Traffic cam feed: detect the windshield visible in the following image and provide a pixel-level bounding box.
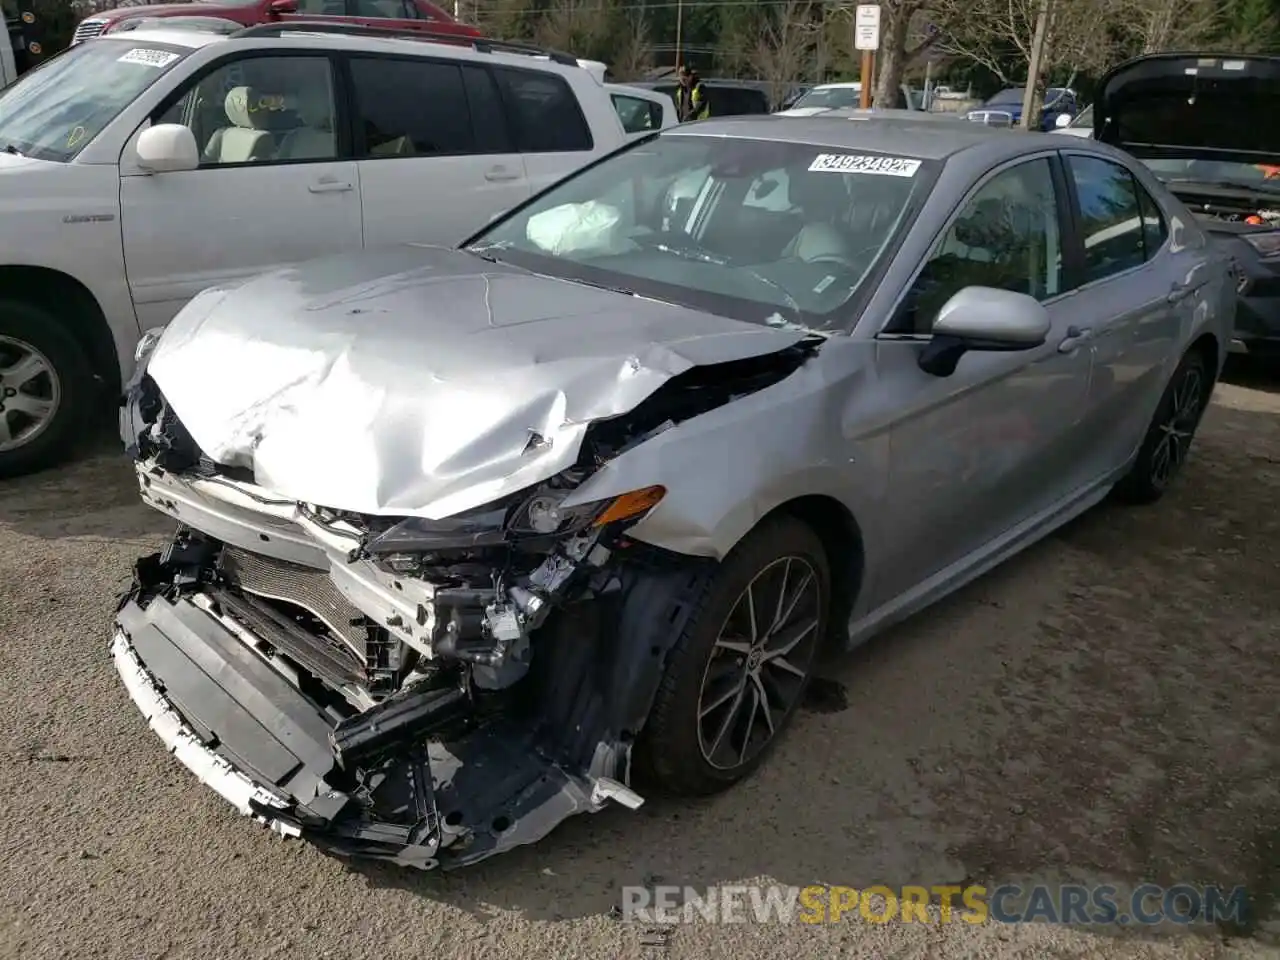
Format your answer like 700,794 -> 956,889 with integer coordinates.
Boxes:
1070,104 -> 1093,128
1141,157 -> 1280,192
986,88 -> 1023,106
0,41 -> 187,161
793,87 -> 861,110
467,134 -> 934,330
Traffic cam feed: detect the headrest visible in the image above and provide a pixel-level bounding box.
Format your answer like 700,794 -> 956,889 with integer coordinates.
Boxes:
224,86 -> 294,131
225,87 -> 261,130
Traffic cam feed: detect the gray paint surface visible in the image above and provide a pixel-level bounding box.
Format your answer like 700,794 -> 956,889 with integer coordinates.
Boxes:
146,116 -> 1236,639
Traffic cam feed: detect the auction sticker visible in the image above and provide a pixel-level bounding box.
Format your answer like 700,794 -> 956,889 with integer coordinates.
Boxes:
808,153 -> 921,177
118,48 -> 180,69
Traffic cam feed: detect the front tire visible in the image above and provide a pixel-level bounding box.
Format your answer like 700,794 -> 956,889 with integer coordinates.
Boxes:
0,300 -> 94,479
637,515 -> 830,797
1112,348 -> 1212,505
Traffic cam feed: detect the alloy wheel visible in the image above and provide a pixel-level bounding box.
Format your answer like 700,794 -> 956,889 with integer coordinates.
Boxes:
696,556 -> 822,771
0,335 -> 61,453
1149,363 -> 1205,491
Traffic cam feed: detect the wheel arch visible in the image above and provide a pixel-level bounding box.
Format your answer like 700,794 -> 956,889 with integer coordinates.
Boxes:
759,493 -> 865,649
0,265 -> 121,396
1188,330 -> 1220,384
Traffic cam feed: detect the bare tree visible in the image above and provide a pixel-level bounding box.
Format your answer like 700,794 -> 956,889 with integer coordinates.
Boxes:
532,0 -> 616,60
610,10 -> 653,81
872,0 -> 929,110
1120,0 -> 1218,53
722,0 -> 821,104
931,0 -> 1117,86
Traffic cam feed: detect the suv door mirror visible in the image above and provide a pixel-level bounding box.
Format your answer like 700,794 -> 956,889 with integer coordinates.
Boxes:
918,286 -> 1051,377
136,124 -> 199,173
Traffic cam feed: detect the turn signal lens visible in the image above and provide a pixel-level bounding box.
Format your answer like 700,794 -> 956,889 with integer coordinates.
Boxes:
593,486 -> 666,527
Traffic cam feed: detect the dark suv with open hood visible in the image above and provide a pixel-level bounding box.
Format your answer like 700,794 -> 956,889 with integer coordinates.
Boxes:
1094,53 -> 1280,359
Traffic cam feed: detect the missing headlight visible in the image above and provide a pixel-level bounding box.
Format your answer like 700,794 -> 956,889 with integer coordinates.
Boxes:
364,485 -> 665,557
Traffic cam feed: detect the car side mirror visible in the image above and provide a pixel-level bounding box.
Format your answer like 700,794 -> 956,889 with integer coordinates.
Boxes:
918,286 -> 1051,377
268,0 -> 298,13
136,123 -> 199,174
1054,112 -> 1072,129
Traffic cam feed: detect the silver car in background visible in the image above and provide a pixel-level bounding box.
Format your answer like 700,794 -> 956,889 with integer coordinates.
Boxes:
114,115 -> 1234,870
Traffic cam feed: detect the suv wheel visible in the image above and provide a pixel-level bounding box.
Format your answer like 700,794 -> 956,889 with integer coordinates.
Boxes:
0,300 -> 94,479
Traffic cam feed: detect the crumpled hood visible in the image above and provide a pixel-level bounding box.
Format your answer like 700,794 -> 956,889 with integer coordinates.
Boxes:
1095,53 -> 1280,164
146,244 -> 809,519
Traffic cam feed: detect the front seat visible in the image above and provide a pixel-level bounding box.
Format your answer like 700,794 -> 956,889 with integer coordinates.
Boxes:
783,170 -> 854,263
202,86 -> 276,164
276,83 -> 335,161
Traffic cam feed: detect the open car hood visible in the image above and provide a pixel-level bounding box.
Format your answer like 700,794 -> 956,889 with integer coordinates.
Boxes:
1095,53 -> 1280,164
143,245 -> 809,520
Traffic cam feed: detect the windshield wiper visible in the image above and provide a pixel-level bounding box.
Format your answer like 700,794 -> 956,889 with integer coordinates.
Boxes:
464,241 -> 512,263
1,144 -> 23,157
633,233 -> 729,266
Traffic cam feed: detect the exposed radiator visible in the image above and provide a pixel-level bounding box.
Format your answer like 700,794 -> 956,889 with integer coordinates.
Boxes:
219,546 -> 368,662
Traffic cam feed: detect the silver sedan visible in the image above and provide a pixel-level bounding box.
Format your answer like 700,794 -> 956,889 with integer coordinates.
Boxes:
114,114 -> 1234,870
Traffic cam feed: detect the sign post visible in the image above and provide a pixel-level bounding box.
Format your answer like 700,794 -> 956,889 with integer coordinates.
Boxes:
854,4 -> 881,110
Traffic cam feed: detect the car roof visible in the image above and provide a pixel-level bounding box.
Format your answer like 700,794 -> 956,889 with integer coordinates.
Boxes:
667,113 -> 1030,160
812,82 -> 861,89
784,107 -> 962,122
636,78 -> 769,91
96,27 -> 230,49
93,26 -> 591,76
604,82 -> 669,100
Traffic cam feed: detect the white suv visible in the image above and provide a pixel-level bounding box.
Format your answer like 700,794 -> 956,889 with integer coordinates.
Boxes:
0,22 -> 630,478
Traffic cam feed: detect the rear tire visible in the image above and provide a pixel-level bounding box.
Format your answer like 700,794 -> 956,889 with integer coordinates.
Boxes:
1112,348 -> 1211,505
636,515 -> 830,797
0,300 -> 95,479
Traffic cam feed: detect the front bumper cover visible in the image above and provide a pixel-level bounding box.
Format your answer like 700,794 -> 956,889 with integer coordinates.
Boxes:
112,591 -> 644,870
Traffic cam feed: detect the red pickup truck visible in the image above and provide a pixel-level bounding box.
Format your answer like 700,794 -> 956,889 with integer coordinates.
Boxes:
72,0 -> 480,45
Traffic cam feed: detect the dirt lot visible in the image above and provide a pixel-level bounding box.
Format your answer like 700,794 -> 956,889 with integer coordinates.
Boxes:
1,365 -> 1279,960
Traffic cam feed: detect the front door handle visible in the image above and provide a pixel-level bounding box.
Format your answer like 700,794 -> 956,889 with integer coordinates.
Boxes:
1058,325 -> 1093,353
484,166 -> 520,182
309,178 -> 353,194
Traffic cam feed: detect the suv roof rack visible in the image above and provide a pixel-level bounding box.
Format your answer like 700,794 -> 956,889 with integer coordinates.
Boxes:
233,21 -> 580,66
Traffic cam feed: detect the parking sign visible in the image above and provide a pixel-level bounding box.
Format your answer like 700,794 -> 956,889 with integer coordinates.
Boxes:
855,4 -> 881,51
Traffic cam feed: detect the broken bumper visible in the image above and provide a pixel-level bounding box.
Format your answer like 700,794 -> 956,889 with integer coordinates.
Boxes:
112,592 -> 642,870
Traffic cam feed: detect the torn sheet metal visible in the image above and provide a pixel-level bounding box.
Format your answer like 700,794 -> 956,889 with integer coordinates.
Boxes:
146,244 -> 806,520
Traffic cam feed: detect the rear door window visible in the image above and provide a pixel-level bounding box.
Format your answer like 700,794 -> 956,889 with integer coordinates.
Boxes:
1066,155 -> 1147,283
493,66 -> 592,152
348,56 -> 473,157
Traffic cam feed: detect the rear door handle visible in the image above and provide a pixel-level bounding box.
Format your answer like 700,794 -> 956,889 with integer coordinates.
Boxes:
484,166 -> 520,182
309,177 -> 353,194
1058,325 -> 1093,353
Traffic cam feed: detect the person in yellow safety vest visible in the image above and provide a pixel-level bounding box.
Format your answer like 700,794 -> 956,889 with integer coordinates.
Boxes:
675,65 -> 710,122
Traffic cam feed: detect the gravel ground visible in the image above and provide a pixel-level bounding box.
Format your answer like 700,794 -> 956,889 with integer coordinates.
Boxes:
2,364 -> 1279,960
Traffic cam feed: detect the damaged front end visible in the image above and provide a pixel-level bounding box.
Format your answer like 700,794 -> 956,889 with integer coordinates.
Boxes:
114,334 -> 814,869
